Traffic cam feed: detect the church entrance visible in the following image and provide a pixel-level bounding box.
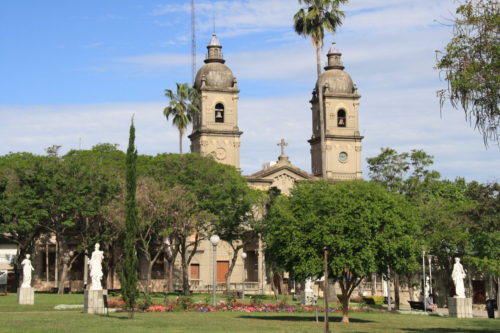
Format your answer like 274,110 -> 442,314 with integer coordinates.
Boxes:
217,261 -> 229,283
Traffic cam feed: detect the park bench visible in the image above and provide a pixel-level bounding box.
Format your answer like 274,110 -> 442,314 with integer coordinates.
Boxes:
362,297 -> 376,305
408,301 -> 432,311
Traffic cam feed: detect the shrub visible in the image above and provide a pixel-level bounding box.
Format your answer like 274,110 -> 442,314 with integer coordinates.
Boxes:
363,296 -> 385,305
176,296 -> 193,310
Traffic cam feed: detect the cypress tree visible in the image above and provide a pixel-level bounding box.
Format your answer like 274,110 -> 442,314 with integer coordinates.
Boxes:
120,120 -> 139,318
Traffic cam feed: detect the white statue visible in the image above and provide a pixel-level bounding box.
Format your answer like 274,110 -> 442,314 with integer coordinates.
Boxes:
21,254 -> 34,288
88,243 -> 104,290
452,257 -> 466,298
304,278 -> 314,292
424,276 -> 430,298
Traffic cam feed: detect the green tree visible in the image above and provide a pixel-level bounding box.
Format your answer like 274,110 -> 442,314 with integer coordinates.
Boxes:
0,153 -> 46,284
163,82 -> 200,153
163,185 -> 213,295
294,0 -> 348,177
0,147 -> 122,291
65,145 -> 126,290
464,182 -> 499,302
120,121 -> 139,318
436,0 -> 499,146
367,148 -> 440,307
265,180 -> 418,323
367,148 -> 440,196
145,153 -> 252,294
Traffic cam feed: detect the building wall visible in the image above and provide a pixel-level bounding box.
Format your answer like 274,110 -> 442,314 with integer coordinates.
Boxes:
310,94 -> 362,180
190,90 -> 241,169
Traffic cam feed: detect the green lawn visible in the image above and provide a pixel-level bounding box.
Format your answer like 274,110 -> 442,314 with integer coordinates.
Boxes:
0,294 -> 498,333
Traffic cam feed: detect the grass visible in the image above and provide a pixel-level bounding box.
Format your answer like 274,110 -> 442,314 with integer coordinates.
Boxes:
0,293 -> 498,333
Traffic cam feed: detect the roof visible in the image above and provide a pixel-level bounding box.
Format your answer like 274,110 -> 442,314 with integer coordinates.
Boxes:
246,155 -> 316,194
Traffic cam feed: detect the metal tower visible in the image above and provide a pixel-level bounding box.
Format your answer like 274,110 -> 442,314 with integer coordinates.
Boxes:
191,0 -> 196,85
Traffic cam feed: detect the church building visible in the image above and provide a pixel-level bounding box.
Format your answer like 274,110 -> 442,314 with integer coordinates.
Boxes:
182,34 -> 363,294
190,33 -> 363,190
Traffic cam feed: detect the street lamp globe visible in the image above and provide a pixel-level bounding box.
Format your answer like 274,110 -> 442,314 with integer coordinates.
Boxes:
240,252 -> 247,259
210,235 -> 220,246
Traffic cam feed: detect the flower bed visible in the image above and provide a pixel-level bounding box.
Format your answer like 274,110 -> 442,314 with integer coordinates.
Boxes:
107,297 -> 125,308
143,299 -> 369,313
108,295 -> 373,314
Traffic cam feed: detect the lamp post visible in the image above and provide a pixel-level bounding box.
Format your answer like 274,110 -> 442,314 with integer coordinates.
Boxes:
210,235 -> 220,307
428,255 -> 433,295
422,249 -> 427,312
240,252 -> 247,299
68,251 -> 73,292
323,248 -> 331,333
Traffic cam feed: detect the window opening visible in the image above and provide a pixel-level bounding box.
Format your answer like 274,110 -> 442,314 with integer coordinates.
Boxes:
337,109 -> 346,127
215,103 -> 225,123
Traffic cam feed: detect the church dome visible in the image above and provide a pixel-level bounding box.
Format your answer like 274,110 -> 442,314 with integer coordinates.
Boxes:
194,62 -> 235,89
194,34 -> 236,90
317,44 -> 355,95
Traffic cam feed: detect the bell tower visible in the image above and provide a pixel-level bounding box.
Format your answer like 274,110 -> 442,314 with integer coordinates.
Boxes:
309,45 -> 363,180
189,34 -> 242,169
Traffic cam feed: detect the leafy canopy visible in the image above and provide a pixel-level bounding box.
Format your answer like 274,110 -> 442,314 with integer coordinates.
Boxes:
436,0 -> 500,146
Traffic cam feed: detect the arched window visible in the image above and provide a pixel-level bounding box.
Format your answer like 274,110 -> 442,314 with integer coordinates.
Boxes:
215,103 -> 225,123
337,109 -> 346,127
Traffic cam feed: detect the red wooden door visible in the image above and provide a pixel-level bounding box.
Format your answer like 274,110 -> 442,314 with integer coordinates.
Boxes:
217,261 -> 229,283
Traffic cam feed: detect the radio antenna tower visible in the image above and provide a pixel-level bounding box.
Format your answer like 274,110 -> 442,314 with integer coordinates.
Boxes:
191,0 -> 196,85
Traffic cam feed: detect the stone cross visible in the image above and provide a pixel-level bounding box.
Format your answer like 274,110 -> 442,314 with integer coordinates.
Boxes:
277,139 -> 288,156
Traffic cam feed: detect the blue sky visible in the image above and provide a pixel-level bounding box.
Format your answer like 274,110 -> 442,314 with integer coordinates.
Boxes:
1,0 -> 498,182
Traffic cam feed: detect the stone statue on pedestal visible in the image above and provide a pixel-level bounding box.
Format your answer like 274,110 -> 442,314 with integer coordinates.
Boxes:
88,243 -> 104,290
424,276 -> 430,298
21,254 -> 34,288
452,257 -> 466,298
304,278 -> 314,292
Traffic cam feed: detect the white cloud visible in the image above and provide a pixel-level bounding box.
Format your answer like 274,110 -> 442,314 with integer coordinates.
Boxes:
152,0 -> 299,37
0,103 -> 182,156
117,53 -> 190,67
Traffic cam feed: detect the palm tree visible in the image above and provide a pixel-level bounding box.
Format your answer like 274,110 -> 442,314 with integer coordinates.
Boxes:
294,0 -> 348,178
163,83 -> 200,154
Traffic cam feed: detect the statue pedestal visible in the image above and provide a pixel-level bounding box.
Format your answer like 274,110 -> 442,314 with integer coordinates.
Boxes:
84,289 -> 107,314
17,287 -> 35,305
448,297 -> 473,318
301,290 -> 315,305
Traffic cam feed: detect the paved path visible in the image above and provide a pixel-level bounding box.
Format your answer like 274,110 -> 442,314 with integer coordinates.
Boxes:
397,303 -> 498,318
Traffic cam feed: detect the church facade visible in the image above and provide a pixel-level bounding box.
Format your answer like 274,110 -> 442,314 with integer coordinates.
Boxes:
182,34 -> 364,295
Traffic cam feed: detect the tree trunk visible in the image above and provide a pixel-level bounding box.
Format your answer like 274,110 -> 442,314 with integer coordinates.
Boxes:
178,128 -> 185,154
278,273 -> 286,296
496,276 -> 499,315
467,270 -> 473,298
164,242 -> 179,293
371,273 -> 377,296
270,270 -> 278,300
341,296 -> 350,323
408,274 -> 415,302
340,284 -> 350,323
225,244 -> 242,294
180,248 -> 190,296
146,263 -> 153,294
339,280 -> 351,324
166,260 -> 175,292
394,273 -> 400,310
56,241 -> 64,294
58,261 -> 69,294
315,44 -> 327,179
